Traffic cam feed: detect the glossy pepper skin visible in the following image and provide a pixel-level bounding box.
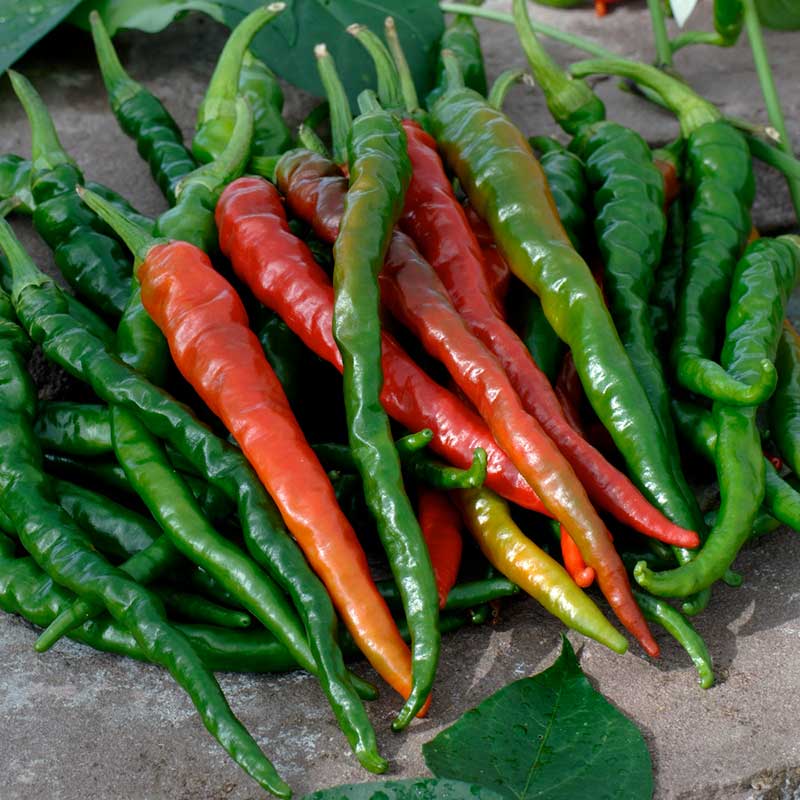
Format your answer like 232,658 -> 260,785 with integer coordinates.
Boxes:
1,215 -> 380,776
426,3 -> 488,108
398,120 -> 696,552
90,12 -> 197,204
650,196 -> 686,357
0,251 -> 290,798
332,94 -> 440,729
9,72 -> 132,318
770,321 -> 800,475
218,175 -> 547,514
456,488 -> 628,653
418,488 -> 463,608
638,237 -> 800,596
34,401 -> 111,457
428,81 -> 703,552
192,3 -> 287,164
380,229 -> 658,655
0,154 -> 34,214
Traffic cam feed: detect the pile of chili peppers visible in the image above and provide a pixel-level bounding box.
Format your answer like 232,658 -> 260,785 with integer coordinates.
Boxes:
1,1 -> 799,794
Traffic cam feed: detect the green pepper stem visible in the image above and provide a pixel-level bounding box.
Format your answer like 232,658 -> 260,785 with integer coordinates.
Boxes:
440,49 -> 465,91
347,23 -> 403,110
8,71 -> 74,172
747,134 -> 800,181
315,44 -> 352,165
0,217 -> 52,297
197,2 -> 286,126
646,0 -> 673,67
569,57 -> 720,137
487,69 -> 526,110
394,428 -> 434,454
89,11 -> 141,109
77,188 -> 160,263
384,17 -> 420,113
249,154 -> 280,181
356,89 -> 382,116
297,123 -> 330,158
180,97 -> 254,196
511,0 -> 604,134
670,30 -> 727,52
742,0 -> 800,220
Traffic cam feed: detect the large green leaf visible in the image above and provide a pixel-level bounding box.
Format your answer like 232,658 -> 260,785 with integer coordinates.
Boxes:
423,637 -> 654,800
219,0 -> 444,106
304,778 -> 504,800
756,0 -> 800,29
0,0 -> 84,75
69,0 -> 225,35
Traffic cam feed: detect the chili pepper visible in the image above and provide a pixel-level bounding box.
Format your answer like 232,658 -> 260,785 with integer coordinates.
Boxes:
257,310 -> 307,408
330,88 -> 439,729
553,352 -> 587,436
34,401 -> 111,457
429,53 -> 705,571
377,575 -> 520,611
418,488 -> 463,607
0,272 -> 289,797
456,488 -> 628,652
559,526 -> 596,588
671,0 -> 743,51
9,71 -> 132,318
220,177 -> 545,511
80,189 -> 404,749
427,0 -> 488,108
769,321 -> 800,476
154,586 -> 252,629
652,139 -> 683,209
633,590 -> 714,689
89,12 -> 197,204
638,237 -> 800,597
650,196 -> 686,358
192,3 -> 287,164
84,181 -> 155,233
0,154 -> 34,214
0,217 -> 383,772
568,59 -> 759,407
381,229 -> 658,654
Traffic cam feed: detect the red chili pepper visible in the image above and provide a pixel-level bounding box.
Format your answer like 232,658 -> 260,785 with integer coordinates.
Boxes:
216,175 -> 547,513
654,157 -> 681,208
417,488 -> 463,608
398,121 -> 697,551
463,201 -> 510,311
379,229 -> 659,656
560,526 -> 596,588
554,351 -> 588,436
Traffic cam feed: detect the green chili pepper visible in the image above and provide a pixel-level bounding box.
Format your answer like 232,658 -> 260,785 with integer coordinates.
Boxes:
650,196 -> 686,358
427,0 -> 488,108
0,279 -> 289,797
0,154 -> 34,214
90,12 -> 197,204
9,72 -> 132,318
35,401 -> 111,457
377,575 -> 519,612
671,0 -> 744,51
633,590 -> 714,688
769,321 -> 800,476
0,216 -> 383,774
193,3 -> 287,164
154,586 -> 252,629
333,88 -> 439,730
638,237 -> 800,596
257,310 -> 307,408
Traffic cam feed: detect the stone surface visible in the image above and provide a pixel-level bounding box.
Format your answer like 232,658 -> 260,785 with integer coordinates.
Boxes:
1,3 -> 800,799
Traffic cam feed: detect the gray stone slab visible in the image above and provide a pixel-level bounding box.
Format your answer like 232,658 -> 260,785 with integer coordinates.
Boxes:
1,3 -> 800,799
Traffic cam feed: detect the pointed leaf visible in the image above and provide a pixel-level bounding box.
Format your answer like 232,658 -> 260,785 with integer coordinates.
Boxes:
669,0 -> 700,27
303,778 -> 505,800
423,637 -> 653,800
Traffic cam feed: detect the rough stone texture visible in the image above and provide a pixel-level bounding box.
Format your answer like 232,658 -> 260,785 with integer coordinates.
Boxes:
1,2 -> 799,799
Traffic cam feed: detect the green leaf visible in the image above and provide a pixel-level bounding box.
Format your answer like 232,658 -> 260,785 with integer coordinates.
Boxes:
0,0 -> 84,75
303,778 -> 505,800
756,0 -> 800,29
423,637 -> 653,800
218,0 -> 445,106
69,0 -> 225,35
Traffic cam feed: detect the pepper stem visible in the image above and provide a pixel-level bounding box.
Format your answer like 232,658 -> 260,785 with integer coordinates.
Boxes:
357,90 -> 383,116
440,50 -> 465,92
315,44 -> 353,165
77,187 -> 159,263
8,71 -> 74,172
511,0 -> 604,134
0,217 -> 52,299
747,135 -> 800,181
297,123 -> 331,159
89,11 -> 142,110
180,97 -> 254,196
488,69 -> 526,110
347,24 -> 403,111
384,17 -> 420,113
569,57 -> 720,137
196,2 -> 286,127
645,0 -> 673,67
